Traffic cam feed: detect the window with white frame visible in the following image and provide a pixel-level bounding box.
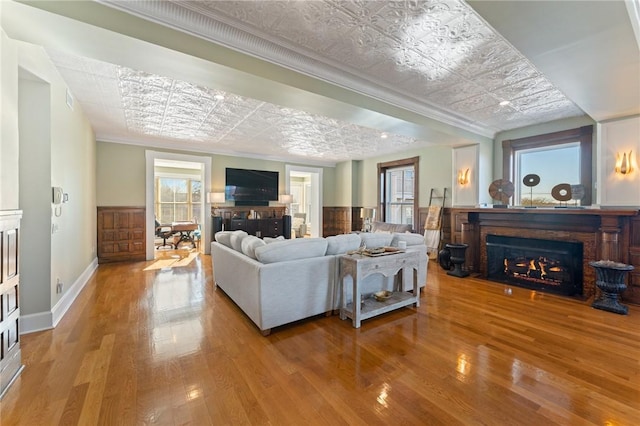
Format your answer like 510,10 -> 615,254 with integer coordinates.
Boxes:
155,177 -> 201,223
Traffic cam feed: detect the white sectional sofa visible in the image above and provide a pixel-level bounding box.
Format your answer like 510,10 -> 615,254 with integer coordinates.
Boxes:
211,230 -> 428,335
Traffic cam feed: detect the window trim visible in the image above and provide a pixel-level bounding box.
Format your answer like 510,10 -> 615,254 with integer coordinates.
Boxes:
502,125 -> 593,206
377,156 -> 419,231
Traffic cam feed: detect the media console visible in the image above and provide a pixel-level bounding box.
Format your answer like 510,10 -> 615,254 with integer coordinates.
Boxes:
212,206 -> 291,239
228,217 -> 291,239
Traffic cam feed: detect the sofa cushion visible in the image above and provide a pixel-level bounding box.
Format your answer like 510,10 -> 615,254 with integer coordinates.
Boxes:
215,231 -> 234,248
241,235 -> 267,259
263,236 -> 285,244
359,232 -> 393,249
326,233 -> 361,255
391,232 -> 426,247
371,221 -> 413,233
230,230 -> 249,252
255,238 -> 328,264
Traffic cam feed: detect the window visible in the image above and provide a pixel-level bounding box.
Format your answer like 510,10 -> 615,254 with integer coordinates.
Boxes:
385,167 -> 414,224
155,177 -> 201,223
516,143 -> 580,206
503,126 -> 592,206
377,156 -> 419,230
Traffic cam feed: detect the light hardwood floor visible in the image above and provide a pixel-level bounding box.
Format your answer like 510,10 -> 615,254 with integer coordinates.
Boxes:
1,253 -> 639,425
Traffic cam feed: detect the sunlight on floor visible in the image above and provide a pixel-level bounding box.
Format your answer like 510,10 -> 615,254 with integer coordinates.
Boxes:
145,249 -> 199,271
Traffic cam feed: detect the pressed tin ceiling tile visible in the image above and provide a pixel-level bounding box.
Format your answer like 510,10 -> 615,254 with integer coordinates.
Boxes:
46,0 -> 588,163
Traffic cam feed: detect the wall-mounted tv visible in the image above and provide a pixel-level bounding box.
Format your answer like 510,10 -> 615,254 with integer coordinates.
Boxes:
225,168 -> 279,206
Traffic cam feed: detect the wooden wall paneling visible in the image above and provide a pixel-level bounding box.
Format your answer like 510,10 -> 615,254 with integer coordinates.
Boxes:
0,211 -> 23,399
323,207 -> 351,237
351,207 -> 363,232
624,216 -> 640,305
97,207 -> 146,263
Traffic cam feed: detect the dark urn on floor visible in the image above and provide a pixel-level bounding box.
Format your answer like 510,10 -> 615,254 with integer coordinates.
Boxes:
445,243 -> 469,278
589,260 -> 634,315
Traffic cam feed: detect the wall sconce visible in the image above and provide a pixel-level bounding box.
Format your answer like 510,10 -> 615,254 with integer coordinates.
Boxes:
360,207 -> 376,232
279,194 -> 293,215
207,192 -> 225,215
615,150 -> 634,175
457,168 -> 470,185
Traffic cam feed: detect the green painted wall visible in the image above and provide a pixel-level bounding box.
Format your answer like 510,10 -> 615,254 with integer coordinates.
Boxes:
15,39 -> 96,317
358,145 -> 454,209
97,141 -> 337,207
333,161 -> 353,207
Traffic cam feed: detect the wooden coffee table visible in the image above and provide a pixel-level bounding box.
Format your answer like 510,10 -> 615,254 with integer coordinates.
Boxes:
339,250 -> 420,328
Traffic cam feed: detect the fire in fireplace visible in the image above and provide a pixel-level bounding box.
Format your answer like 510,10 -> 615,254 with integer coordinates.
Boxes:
486,234 -> 583,296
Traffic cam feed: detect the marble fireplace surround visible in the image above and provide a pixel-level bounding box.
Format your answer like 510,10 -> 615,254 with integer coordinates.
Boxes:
450,208 -> 639,301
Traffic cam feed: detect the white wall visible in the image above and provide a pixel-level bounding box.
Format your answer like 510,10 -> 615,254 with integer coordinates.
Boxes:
0,29 -> 19,209
597,116 -> 640,207
452,144 -> 479,207
10,38 -> 97,332
18,72 -> 52,315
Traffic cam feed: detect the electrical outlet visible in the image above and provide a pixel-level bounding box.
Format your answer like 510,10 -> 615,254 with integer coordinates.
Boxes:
56,278 -> 63,294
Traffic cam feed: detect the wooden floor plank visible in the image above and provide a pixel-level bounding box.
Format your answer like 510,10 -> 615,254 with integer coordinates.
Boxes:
1,252 -> 639,425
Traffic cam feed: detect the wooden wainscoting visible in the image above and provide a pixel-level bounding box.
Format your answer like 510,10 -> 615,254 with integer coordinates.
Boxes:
97,206 -> 146,263
323,207 -> 354,237
627,215 -> 640,305
0,211 -> 23,399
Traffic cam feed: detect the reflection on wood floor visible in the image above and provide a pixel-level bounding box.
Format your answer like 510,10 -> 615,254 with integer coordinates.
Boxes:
2,254 -> 639,425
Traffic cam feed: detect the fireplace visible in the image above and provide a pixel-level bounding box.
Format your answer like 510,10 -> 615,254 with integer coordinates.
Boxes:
486,234 -> 583,296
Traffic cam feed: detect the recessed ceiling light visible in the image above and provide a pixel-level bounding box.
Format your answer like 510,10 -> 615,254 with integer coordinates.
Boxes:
499,100 -> 510,106
380,132 -> 388,139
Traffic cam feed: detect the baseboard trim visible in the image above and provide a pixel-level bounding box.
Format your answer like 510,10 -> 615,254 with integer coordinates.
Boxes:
20,257 -> 98,334
52,257 -> 98,327
20,311 -> 53,334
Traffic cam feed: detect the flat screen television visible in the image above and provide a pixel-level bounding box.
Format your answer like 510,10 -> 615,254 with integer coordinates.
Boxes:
225,168 -> 279,206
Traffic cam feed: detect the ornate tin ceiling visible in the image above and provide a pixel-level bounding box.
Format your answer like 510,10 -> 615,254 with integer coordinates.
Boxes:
50,0 -> 586,163
47,51 -> 419,163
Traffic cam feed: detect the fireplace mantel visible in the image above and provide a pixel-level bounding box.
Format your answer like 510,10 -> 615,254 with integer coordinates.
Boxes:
449,207 -> 640,303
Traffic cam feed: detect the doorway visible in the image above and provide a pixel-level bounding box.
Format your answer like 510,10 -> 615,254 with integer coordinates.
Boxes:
285,165 -> 323,238
145,151 -> 212,260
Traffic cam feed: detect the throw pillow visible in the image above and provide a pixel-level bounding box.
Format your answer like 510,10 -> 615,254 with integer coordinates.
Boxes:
214,231 -> 234,247
230,230 -> 249,252
359,232 -> 393,249
241,235 -> 266,259
263,236 -> 285,244
391,232 -> 425,247
326,233 -> 361,255
255,238 -> 328,264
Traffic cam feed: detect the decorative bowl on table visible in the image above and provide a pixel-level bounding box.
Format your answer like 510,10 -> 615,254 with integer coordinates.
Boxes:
373,290 -> 392,302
